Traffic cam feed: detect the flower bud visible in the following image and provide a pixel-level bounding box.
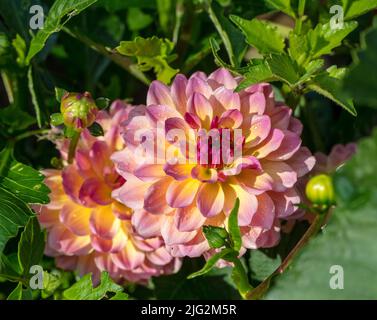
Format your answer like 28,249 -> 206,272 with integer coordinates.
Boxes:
305,174 -> 335,211
60,92 -> 97,131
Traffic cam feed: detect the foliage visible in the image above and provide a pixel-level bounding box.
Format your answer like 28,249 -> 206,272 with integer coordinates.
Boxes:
0,0 -> 377,300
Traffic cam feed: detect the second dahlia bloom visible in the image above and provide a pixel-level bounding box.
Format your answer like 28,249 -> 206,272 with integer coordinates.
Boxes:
113,68 -> 316,258
36,101 -> 180,285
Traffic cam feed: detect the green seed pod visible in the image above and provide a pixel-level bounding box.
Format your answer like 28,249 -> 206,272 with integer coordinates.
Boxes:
305,174 -> 335,211
60,92 -> 97,131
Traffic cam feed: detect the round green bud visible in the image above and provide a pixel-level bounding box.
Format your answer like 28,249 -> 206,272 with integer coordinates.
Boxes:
305,174 -> 335,211
60,92 -> 97,131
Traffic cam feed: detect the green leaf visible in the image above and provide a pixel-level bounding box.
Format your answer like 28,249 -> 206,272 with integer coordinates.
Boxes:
63,272 -> 123,300
7,282 -> 32,300
26,0 -> 99,63
0,254 -> 22,282
266,129 -> 377,299
42,271 -> 63,299
188,248 -> 235,279
27,66 -> 42,128
55,87 -> 67,102
343,19 -> 377,108
95,97 -> 110,109
116,36 -> 178,84
236,60 -> 276,91
157,0 -> 173,34
228,198 -> 242,252
18,217 -> 44,276
249,250 -> 281,282
50,113 -> 64,126
267,54 -> 301,86
0,105 -> 36,133
266,0 -> 296,18
153,258 -> 240,299
11,34 -> 26,67
342,0 -> 377,19
308,68 -> 357,116
1,160 -> 50,204
88,122 -> 104,137
203,226 -> 228,249
0,187 -> 34,255
110,292 -> 129,300
126,7 -> 153,31
230,16 -> 285,54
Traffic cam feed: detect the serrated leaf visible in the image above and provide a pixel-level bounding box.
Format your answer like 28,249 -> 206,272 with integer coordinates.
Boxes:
42,271 -> 63,299
266,129 -> 377,299
1,161 -> 50,204
116,36 -> 178,84
63,272 -> 123,300
188,248 -> 235,279
267,54 -> 301,86
343,19 -> 377,108
228,198 -> 242,252
18,217 -> 44,276
110,292 -> 129,300
230,16 -> 285,54
342,0 -> 377,19
266,0 -> 296,18
127,7 -> 153,31
236,60 -> 276,91
26,0 -> 99,63
308,69 -> 357,116
0,187 -> 34,255
7,282 -> 32,300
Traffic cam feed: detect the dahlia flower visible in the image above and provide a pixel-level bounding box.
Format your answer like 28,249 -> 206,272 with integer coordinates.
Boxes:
36,101 -> 180,285
112,68 -> 316,258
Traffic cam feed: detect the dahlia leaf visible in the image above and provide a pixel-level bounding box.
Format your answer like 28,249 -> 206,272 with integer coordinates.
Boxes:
63,272 -> 123,300
267,54 -> 301,86
265,129 -> 377,299
0,160 -> 50,204
342,0 -> 377,20
0,187 -> 34,255
187,248 -> 235,279
265,0 -> 296,18
248,250 -> 282,282
42,271 -> 64,299
203,226 -> 228,249
7,282 -> 32,300
110,292 -> 129,300
228,198 -> 242,252
0,105 -> 36,133
0,253 -> 22,282
116,36 -> 179,84
236,60 -> 276,91
230,16 -> 285,55
17,217 -> 44,276
26,0 -> 99,64
343,18 -> 377,108
308,70 -> 357,116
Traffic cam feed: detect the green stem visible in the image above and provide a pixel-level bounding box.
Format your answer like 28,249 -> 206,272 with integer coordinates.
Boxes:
62,27 -> 150,85
295,0 -> 306,34
13,129 -> 50,142
244,213 -> 327,300
231,258 -> 254,299
68,131 -> 80,164
172,0 -> 184,45
206,3 -> 236,67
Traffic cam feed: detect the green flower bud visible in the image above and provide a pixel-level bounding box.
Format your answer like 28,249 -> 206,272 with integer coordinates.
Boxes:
305,174 -> 335,211
203,226 -> 229,249
60,92 -> 97,131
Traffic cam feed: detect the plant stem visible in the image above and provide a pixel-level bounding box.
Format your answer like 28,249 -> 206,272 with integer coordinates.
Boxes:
244,213 -> 327,300
68,131 -> 80,164
13,129 -> 50,142
172,0 -> 184,45
206,3 -> 237,67
62,27 -> 150,85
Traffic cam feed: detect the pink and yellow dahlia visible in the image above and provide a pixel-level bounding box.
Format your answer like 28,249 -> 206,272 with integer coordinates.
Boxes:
112,68 -> 316,258
36,101 -> 180,285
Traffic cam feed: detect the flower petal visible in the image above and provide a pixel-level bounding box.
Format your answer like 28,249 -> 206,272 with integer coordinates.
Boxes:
144,177 -> 174,214
166,179 -> 200,208
174,205 -> 206,232
196,182 -> 224,217
60,202 -> 91,236
147,81 -> 175,108
89,206 -> 120,239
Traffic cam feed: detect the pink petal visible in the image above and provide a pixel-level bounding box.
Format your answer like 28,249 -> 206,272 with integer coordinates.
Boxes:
269,106 -> 292,130
166,179 -> 200,208
60,202 -> 91,236
164,163 -> 194,181
208,68 -> 238,89
171,74 -> 188,114
186,75 -> 212,99
211,86 -> 241,111
196,182 -> 225,217
111,241 -> 145,270
89,206 -> 120,240
269,188 -> 301,218
131,209 -> 163,238
241,92 -> 266,115
218,109 -> 243,128
146,247 -> 173,266
48,226 -> 92,255
161,215 -> 197,245
174,205 -> 206,232
244,115 -> 271,147
286,147 -> 316,177
230,186 -> 258,226
266,131 -> 302,161
188,92 -> 213,127
288,117 -> 303,135
147,81 -> 175,108
144,177 -> 174,214
252,129 -> 284,158
261,161 -> 297,192
251,193 -> 275,229
134,164 -> 165,182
